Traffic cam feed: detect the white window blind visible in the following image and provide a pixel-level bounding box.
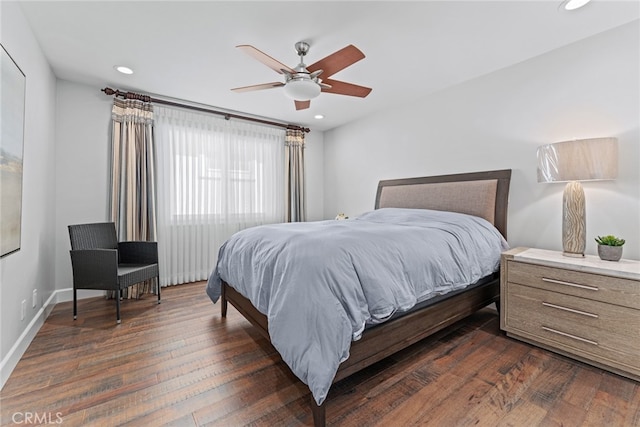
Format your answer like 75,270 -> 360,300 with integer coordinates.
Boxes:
154,105 -> 285,285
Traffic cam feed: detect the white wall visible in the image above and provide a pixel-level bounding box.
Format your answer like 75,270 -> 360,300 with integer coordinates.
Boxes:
323,21 -> 640,260
54,80 -> 113,293
0,2 -> 57,385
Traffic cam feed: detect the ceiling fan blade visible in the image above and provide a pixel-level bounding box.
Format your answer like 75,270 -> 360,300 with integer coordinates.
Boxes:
295,100 -> 311,110
237,45 -> 294,74
307,45 -> 365,78
321,79 -> 372,98
231,82 -> 284,92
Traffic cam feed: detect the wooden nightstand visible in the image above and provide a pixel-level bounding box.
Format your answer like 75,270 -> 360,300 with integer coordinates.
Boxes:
500,247 -> 640,381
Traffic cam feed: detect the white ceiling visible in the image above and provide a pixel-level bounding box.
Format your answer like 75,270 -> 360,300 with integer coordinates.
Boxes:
18,0 -> 639,131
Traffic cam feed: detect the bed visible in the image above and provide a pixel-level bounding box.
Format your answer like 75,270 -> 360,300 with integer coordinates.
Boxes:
207,169 -> 511,426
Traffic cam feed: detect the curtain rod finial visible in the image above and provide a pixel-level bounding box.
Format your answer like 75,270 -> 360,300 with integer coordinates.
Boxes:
286,125 -> 311,133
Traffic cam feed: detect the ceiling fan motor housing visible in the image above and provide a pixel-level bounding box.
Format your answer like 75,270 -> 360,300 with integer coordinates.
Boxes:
295,41 -> 310,57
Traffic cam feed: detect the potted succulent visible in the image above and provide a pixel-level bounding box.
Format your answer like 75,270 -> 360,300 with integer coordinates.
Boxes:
595,235 -> 625,261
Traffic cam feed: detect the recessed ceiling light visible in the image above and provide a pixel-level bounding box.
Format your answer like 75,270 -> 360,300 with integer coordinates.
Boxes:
563,0 -> 591,10
314,114 -> 324,120
114,65 -> 134,75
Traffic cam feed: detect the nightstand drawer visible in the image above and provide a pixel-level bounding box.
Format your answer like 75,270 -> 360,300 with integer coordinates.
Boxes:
505,283 -> 640,370
507,260 -> 640,309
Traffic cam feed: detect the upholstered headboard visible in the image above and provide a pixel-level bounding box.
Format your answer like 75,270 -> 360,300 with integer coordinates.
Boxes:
375,169 -> 512,239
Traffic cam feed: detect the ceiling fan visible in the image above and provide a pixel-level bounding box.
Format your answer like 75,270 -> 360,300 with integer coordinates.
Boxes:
231,41 -> 372,111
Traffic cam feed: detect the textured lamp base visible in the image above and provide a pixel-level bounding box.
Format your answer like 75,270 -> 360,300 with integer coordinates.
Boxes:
562,181 -> 586,257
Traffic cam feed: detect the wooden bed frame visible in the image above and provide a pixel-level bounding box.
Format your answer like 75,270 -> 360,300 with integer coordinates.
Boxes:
220,169 -> 512,426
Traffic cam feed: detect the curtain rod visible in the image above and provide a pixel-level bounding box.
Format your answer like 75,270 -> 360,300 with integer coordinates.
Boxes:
101,87 -> 310,133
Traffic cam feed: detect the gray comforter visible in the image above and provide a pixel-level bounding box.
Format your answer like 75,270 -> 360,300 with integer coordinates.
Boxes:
206,208 -> 508,405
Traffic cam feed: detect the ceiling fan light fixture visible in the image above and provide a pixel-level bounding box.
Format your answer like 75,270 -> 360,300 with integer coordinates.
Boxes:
284,78 -> 321,101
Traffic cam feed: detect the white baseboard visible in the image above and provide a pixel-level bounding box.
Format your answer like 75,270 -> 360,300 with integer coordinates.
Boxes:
0,288 -> 104,390
55,288 -> 104,303
0,291 -> 57,389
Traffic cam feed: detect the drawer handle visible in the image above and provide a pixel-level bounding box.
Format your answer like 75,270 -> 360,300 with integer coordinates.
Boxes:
541,277 -> 599,291
542,302 -> 599,318
542,326 -> 598,346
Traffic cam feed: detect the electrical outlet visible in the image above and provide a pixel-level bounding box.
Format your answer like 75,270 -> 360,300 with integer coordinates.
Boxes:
21,300 -> 26,320
32,289 -> 37,308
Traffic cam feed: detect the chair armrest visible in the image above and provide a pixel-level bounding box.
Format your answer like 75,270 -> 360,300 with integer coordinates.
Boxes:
69,249 -> 119,290
118,241 -> 158,264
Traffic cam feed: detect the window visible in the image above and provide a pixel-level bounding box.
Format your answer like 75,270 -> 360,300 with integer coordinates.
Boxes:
154,105 -> 285,285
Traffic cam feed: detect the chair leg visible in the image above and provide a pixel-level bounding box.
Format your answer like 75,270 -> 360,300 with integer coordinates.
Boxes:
116,292 -> 121,324
157,278 -> 161,304
73,288 -> 77,320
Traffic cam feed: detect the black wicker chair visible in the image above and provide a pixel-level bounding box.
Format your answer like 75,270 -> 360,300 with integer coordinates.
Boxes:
68,222 -> 160,324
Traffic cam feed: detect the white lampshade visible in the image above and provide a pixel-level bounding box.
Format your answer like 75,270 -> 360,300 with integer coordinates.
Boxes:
537,137 -> 618,183
284,78 -> 321,101
536,137 -> 618,257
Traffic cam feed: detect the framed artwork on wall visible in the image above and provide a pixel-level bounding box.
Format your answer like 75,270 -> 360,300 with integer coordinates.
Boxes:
1,44 -> 26,257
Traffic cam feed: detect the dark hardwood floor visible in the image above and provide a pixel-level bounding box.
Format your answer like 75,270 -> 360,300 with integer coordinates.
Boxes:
1,282 -> 638,426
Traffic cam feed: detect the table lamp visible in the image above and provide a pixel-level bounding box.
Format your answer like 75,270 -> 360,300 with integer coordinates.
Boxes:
537,137 -> 618,257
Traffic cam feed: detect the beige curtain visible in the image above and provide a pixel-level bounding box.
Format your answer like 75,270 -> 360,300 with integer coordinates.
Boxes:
285,129 -> 306,222
110,98 -> 157,298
